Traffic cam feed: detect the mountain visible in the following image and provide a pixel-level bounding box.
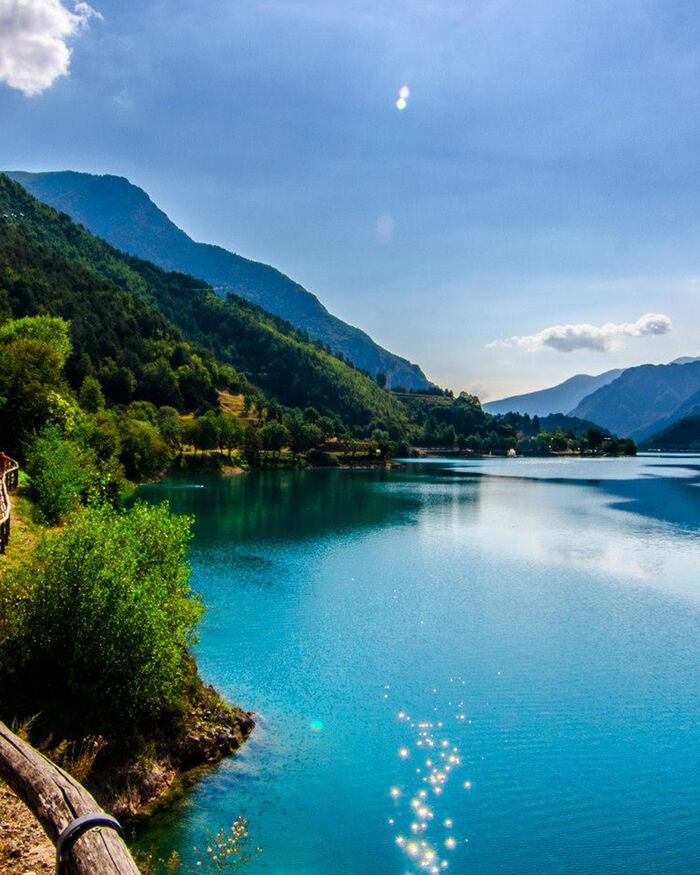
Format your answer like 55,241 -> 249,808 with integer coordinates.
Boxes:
6,170 -> 432,391
569,361 -> 700,439
0,173 -> 409,432
483,369 -> 623,417
635,388 -> 700,441
670,355 -> 700,365
640,413 -> 700,452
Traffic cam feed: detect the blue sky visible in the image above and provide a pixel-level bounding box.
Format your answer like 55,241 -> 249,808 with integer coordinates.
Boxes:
1,0 -> 699,398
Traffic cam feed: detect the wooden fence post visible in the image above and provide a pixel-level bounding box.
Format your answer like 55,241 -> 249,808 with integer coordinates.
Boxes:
0,721 -> 141,874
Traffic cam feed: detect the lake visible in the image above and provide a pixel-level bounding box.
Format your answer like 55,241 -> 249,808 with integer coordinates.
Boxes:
135,456 -> 700,874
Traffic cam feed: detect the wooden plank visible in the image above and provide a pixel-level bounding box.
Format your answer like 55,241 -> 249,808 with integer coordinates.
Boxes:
0,721 -> 140,874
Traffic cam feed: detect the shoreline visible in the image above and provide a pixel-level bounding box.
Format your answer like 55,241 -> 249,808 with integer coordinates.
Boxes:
91,686 -> 255,821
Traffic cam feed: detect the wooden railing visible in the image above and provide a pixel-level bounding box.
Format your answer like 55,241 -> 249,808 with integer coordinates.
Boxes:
0,721 -> 140,874
0,456 -> 19,555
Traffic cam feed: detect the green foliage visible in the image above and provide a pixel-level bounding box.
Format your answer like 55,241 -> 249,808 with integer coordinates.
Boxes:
142,357 -> 184,408
24,425 -> 87,523
0,316 -> 74,453
119,417 -> 171,480
242,425 -> 261,467
79,375 -> 105,413
218,412 -> 244,457
0,314 -> 71,363
156,405 -> 184,449
0,503 -> 202,738
258,421 -> 289,457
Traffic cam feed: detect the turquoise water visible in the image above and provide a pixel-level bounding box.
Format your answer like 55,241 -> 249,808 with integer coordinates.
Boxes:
136,457 -> 700,874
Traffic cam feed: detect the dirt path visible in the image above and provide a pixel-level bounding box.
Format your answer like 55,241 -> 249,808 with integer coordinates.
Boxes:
0,487 -> 52,874
0,785 -> 53,875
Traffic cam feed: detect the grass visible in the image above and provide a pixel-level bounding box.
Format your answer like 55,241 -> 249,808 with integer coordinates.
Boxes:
0,485 -> 45,580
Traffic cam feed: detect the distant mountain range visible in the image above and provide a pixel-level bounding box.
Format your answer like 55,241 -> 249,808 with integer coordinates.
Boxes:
7,170 -> 432,391
485,356 -> 700,439
570,361 -> 700,440
483,369 -> 623,417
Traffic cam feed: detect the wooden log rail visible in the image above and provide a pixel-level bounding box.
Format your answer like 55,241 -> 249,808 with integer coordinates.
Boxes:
0,455 -> 19,555
0,721 -> 140,874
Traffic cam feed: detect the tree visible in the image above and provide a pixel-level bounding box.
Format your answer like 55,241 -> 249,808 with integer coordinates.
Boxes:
79,375 -> 105,414
156,406 -> 183,451
259,421 -> 290,458
0,317 -> 73,454
177,357 -> 212,407
585,427 -> 605,452
119,418 -> 170,480
0,315 -> 71,364
371,428 -> 391,458
98,359 -> 136,404
243,425 -> 261,467
218,412 -> 244,458
84,411 -> 121,461
375,371 -> 387,389
141,358 -> 183,408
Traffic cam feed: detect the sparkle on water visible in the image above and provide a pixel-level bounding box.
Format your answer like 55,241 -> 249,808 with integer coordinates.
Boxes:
134,456 -> 700,874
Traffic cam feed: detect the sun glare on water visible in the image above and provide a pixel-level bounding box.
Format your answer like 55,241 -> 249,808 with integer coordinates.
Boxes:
385,680 -> 472,872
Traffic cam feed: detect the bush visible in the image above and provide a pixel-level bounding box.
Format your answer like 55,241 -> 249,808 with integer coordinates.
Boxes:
24,426 -> 87,523
0,503 -> 202,739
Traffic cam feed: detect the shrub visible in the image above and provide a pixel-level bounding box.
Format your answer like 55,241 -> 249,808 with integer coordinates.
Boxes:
24,425 -> 87,523
0,503 -> 202,739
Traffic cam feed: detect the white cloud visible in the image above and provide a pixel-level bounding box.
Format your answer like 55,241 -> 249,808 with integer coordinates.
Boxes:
0,0 -> 100,97
487,312 -> 672,353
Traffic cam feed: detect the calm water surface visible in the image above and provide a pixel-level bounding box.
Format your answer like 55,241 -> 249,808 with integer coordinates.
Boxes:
136,456 -> 700,874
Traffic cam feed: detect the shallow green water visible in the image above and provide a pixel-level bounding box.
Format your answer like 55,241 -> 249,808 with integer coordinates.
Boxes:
135,456 -> 700,874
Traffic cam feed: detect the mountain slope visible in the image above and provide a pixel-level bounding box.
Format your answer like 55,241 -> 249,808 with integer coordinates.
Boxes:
483,369 -> 623,417
640,413 -> 700,452
634,387 -> 700,442
7,170 -> 432,391
0,173 -> 409,432
569,361 -> 700,438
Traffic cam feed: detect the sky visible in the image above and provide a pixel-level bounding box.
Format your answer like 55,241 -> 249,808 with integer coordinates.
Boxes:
1,0 -> 700,398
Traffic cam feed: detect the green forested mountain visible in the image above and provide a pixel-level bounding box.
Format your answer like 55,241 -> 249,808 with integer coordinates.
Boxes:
640,414 -> 700,452
7,170 -> 432,391
0,173 -> 409,434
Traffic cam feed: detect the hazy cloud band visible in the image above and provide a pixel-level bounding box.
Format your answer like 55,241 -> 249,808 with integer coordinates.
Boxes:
487,313 -> 672,353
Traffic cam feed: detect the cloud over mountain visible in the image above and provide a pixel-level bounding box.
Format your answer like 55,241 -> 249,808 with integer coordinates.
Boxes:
487,313 -> 672,354
0,0 -> 99,96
